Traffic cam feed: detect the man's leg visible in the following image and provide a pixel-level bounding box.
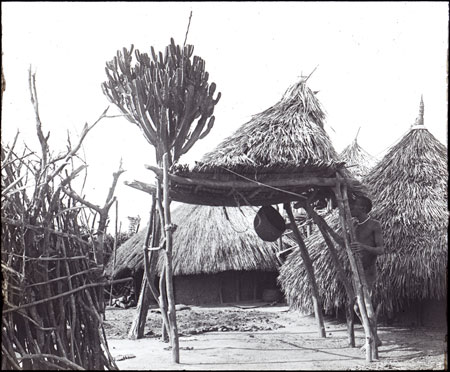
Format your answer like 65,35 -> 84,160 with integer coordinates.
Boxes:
366,273 -> 382,347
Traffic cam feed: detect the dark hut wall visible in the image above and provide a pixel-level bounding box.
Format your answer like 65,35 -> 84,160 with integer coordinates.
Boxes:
118,268 -> 279,305
173,271 -> 279,304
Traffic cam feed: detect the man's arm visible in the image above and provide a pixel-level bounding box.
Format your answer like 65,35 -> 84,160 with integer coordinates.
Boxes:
371,220 -> 385,255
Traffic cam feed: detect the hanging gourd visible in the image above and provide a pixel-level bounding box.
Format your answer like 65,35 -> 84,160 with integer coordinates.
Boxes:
254,205 -> 286,242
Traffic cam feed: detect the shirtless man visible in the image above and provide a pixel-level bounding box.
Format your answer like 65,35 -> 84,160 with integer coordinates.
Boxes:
349,194 -> 384,347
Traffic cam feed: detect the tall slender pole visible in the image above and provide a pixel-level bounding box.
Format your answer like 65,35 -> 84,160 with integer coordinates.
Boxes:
339,177 -> 378,359
334,179 -> 375,361
284,202 -> 326,338
155,179 -> 170,343
162,153 -> 180,363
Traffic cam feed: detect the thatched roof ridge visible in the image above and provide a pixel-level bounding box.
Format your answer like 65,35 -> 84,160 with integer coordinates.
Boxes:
339,138 -> 377,180
278,121 -> 448,315
106,205 -> 282,278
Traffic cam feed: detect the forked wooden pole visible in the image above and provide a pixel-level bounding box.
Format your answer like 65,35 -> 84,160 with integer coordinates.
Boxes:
162,153 -> 180,363
128,195 -> 169,340
129,200 -> 153,339
143,197 -> 170,339
284,202 -> 326,338
334,178 -> 376,361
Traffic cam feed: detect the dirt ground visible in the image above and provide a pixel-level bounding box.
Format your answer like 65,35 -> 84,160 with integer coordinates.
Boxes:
104,302 -> 447,370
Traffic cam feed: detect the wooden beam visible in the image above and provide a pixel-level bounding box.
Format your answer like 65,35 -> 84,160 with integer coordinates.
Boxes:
125,179 -> 309,207
145,164 -> 359,189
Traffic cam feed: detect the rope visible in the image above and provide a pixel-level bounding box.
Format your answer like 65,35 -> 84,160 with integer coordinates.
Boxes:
373,128 -> 410,158
218,165 -> 308,201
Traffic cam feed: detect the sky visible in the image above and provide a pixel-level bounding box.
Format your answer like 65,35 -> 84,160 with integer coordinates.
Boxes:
2,2 -> 448,232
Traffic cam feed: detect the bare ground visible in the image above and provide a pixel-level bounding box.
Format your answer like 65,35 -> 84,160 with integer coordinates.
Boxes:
104,303 -> 447,370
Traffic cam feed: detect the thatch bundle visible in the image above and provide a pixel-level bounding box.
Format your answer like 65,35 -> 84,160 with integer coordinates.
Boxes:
339,138 -> 377,180
278,114 -> 448,316
105,204 -> 281,278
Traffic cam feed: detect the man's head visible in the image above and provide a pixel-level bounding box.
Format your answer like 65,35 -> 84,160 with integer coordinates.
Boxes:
349,195 -> 372,217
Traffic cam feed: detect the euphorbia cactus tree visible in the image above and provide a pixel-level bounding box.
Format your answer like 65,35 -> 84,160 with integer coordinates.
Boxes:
102,38 -> 221,164
102,38 -> 221,363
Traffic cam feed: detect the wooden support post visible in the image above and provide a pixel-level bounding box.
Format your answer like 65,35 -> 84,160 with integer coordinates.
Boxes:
340,178 -> 379,359
303,202 -> 356,347
128,276 -> 152,339
144,200 -> 170,340
158,268 -> 170,343
129,201 -> 153,339
162,153 -> 180,363
284,202 -> 326,338
129,196 -> 170,340
334,178 -> 376,361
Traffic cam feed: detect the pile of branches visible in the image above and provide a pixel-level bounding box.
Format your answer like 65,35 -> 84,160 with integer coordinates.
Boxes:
1,71 -> 119,370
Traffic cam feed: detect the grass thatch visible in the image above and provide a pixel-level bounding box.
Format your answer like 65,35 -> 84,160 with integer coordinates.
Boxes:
278,124 -> 448,316
168,79 -> 367,207
198,79 -> 339,171
106,204 -> 282,278
278,210 -> 350,314
339,138 -> 378,180
365,126 -> 448,313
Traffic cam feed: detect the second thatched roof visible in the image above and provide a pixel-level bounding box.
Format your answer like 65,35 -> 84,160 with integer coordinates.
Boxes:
105,204 -> 282,278
339,137 -> 377,180
278,100 -> 448,315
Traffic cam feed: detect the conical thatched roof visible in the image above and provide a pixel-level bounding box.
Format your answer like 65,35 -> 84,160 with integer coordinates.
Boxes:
278,100 -> 448,315
106,204 -> 282,278
339,137 -> 377,181
365,124 -> 448,313
163,78 -> 367,207
200,79 -> 334,168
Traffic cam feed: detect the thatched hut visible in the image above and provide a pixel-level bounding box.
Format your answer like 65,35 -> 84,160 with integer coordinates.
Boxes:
106,204 -> 283,304
339,135 -> 378,180
278,98 -> 448,326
